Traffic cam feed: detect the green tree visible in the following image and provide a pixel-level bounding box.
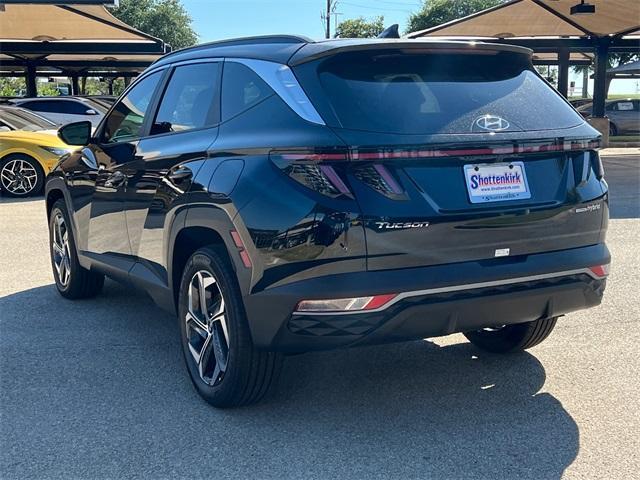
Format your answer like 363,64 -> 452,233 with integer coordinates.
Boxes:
406,0 -> 504,34
0,77 -> 26,97
111,0 -> 198,50
336,16 -> 385,38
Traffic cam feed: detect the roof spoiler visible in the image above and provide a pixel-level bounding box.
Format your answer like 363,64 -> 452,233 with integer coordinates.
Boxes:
289,40 -> 533,66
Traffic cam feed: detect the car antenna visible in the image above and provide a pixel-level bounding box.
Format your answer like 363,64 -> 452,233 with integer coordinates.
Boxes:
377,24 -> 400,39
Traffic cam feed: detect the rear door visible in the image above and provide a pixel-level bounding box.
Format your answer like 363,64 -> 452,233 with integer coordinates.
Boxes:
610,100 -> 640,134
294,49 -> 606,270
125,60 -> 222,275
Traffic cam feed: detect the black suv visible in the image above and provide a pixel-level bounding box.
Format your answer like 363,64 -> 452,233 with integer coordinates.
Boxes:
46,36 -> 610,407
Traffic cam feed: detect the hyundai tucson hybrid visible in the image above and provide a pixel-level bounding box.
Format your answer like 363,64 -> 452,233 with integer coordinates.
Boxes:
45,37 -> 610,407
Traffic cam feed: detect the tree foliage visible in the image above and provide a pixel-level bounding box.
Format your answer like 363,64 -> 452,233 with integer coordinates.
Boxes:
406,0 -> 504,34
111,0 -> 198,50
336,16 -> 385,39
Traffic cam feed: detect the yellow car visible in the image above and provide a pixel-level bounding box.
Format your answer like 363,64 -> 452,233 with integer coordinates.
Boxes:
0,107 -> 75,197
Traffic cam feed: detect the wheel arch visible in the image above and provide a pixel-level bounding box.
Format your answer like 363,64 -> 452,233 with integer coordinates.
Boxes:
169,205 -> 252,311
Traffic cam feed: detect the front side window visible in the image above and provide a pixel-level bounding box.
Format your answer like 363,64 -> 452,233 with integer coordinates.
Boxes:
102,71 -> 162,144
151,62 -> 220,135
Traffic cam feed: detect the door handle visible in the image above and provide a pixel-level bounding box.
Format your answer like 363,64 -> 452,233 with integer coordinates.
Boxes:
104,170 -> 126,188
168,167 -> 193,183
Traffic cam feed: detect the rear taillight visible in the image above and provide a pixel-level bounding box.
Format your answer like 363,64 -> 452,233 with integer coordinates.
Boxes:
353,163 -> 405,199
589,264 -> 610,278
592,152 -> 605,180
270,150 -> 353,199
295,293 -> 398,313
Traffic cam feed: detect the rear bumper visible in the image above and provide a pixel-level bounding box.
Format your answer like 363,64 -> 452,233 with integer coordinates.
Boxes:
244,243 -> 609,351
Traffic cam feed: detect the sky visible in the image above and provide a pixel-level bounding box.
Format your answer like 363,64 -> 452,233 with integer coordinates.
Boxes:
180,0 -> 638,94
181,0 -> 422,42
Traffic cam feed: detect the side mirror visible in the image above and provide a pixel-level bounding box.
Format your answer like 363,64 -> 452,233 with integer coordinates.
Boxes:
58,121 -> 92,146
85,109 -> 98,115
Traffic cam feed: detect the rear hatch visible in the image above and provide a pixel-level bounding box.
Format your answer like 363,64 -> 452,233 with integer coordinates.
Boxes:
292,46 -> 606,271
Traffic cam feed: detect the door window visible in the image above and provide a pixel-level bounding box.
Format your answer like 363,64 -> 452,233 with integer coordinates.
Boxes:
616,101 -> 634,111
222,62 -> 273,121
102,71 -> 162,144
151,62 -> 220,135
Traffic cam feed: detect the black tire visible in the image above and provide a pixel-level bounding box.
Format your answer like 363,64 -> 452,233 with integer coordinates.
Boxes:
178,246 -> 282,408
49,199 -> 104,299
609,122 -> 618,137
464,317 -> 558,354
0,154 -> 44,197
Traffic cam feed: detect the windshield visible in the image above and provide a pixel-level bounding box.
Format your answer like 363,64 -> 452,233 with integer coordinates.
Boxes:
297,51 -> 584,135
0,108 -> 56,131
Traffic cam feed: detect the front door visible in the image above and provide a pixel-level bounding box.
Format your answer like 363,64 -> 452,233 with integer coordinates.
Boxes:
86,70 -> 164,257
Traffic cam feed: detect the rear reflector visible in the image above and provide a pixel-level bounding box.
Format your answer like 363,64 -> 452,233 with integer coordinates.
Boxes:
296,293 -> 398,313
589,264 -> 610,278
230,230 -> 252,268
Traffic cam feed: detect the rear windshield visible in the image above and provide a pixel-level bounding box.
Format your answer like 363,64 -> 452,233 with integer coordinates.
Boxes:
296,51 -> 583,134
0,108 -> 56,131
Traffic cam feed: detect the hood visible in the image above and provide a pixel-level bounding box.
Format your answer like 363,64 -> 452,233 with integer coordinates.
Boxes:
0,129 -> 69,146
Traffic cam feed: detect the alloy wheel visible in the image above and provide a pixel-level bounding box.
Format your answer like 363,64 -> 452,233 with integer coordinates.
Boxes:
51,212 -> 71,287
185,270 -> 230,386
1,159 -> 38,195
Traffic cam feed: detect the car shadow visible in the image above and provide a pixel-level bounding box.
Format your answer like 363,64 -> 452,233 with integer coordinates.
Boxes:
0,193 -> 44,204
0,281 -> 578,479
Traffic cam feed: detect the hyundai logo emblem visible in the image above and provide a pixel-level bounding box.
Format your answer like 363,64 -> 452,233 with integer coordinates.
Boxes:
475,115 -> 510,132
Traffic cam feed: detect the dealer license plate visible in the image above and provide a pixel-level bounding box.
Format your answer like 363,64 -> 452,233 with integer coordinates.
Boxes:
464,161 -> 531,204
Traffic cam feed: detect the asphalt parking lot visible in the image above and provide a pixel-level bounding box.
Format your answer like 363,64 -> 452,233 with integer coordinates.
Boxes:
1,153 -> 639,480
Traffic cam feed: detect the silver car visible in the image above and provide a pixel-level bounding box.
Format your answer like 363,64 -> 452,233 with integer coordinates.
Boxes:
578,99 -> 640,136
8,96 -> 107,127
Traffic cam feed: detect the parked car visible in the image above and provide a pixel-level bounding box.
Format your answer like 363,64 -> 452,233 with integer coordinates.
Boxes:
0,105 -> 57,132
46,36 -> 609,408
81,95 -> 117,108
0,128 -> 74,197
577,99 -> 640,136
8,96 -> 107,127
568,98 -> 593,109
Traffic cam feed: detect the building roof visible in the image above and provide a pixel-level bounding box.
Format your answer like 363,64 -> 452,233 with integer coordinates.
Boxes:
0,3 -> 168,76
408,0 -> 640,41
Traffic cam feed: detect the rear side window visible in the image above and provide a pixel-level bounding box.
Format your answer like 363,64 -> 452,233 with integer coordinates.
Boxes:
152,62 -> 220,135
296,51 -> 584,134
221,62 -> 273,121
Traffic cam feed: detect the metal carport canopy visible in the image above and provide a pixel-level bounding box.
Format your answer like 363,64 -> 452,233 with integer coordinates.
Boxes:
407,0 -> 640,119
0,3 -> 169,95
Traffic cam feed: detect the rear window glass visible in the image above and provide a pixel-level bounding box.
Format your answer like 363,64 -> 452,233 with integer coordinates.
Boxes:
298,51 -> 583,134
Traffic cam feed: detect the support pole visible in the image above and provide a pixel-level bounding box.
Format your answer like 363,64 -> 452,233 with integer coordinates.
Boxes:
592,39 -> 609,117
589,38 -> 611,146
26,64 -> 37,97
71,74 -> 80,96
557,48 -> 570,98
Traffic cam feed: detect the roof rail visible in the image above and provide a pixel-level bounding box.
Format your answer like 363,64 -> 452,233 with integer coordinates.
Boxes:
155,35 -> 313,63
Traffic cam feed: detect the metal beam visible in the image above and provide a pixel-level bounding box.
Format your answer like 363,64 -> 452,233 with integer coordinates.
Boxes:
557,48 -> 570,97
25,64 -> 37,97
0,41 -> 167,55
592,39 -> 610,117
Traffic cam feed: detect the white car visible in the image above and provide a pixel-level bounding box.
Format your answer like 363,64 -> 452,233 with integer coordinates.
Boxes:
8,97 -> 107,127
